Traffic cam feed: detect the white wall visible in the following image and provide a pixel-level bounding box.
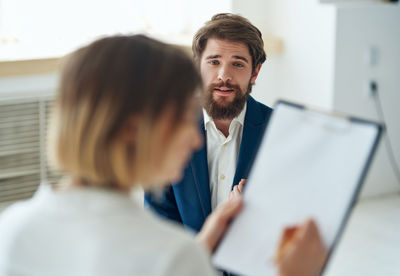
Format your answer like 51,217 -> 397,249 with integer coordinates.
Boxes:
232,0 -> 336,110
334,4 -> 400,197
0,73 -> 57,98
232,0 -> 400,197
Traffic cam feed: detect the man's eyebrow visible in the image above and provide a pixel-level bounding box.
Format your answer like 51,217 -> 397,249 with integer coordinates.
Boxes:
233,55 -> 249,64
204,54 -> 249,64
205,55 -> 221,60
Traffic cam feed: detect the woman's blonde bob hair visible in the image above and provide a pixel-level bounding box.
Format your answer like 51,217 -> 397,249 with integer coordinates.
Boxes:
48,35 -> 202,189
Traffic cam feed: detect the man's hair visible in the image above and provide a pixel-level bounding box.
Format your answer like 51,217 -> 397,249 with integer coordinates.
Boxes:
48,35 -> 201,188
192,13 -> 266,71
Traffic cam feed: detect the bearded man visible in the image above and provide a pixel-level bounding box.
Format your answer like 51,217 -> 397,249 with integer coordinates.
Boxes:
145,13 -> 273,233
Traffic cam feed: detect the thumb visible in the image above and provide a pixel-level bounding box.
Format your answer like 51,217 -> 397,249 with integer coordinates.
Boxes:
216,197 -> 243,223
197,197 -> 243,253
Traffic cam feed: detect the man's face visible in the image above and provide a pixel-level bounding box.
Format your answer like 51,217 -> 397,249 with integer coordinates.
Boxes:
199,38 -> 261,120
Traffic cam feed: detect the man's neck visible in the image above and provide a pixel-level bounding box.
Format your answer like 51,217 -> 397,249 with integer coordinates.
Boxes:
214,119 -> 233,138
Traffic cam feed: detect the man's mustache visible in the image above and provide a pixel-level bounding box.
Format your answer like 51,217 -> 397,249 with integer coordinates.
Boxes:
210,82 -> 240,90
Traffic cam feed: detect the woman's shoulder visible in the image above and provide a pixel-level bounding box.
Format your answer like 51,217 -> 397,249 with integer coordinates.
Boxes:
0,198 -> 36,231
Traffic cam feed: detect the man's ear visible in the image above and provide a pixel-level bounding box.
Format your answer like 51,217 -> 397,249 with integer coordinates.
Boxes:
250,63 -> 262,84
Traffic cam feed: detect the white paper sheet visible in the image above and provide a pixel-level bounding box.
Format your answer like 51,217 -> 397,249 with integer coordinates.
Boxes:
212,102 -> 381,276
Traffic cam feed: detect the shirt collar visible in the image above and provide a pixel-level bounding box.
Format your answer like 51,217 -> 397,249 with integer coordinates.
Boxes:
203,102 -> 247,128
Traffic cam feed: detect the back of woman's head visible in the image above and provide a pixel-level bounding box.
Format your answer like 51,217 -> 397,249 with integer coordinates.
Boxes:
49,35 -> 202,188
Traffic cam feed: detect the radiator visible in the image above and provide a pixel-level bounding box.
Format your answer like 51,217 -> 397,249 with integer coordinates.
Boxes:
0,95 -> 62,210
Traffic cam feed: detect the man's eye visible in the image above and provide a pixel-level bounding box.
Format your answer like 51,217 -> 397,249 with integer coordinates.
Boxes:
209,60 -> 219,65
233,63 -> 244,67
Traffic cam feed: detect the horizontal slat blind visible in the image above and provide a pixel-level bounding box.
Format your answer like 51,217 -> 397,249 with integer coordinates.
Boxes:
0,97 -> 64,211
0,101 -> 41,208
0,173 -> 41,203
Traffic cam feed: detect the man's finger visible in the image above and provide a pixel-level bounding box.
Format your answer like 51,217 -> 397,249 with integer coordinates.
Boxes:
238,179 -> 246,192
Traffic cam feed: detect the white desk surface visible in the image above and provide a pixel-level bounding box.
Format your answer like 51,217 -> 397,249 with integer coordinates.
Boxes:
324,193 -> 400,276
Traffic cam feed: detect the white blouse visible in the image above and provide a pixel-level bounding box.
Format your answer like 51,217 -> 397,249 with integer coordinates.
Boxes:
0,185 -> 217,276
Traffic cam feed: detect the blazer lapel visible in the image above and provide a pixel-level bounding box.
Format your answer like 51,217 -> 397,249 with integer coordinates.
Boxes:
233,96 -> 272,188
190,121 -> 212,219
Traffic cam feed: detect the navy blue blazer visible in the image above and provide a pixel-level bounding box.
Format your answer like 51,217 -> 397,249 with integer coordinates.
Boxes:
144,96 -> 272,232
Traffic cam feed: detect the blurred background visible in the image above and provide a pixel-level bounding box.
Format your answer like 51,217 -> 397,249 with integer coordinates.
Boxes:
0,0 -> 399,275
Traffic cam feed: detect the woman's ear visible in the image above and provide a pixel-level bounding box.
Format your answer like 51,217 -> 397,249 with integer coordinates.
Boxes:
121,116 -> 139,143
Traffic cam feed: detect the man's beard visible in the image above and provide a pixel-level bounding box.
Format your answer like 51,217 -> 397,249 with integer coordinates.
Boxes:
203,81 -> 252,120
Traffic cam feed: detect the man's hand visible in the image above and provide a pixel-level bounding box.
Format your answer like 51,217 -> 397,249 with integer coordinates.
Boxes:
196,196 -> 243,254
227,179 -> 246,202
275,219 -> 328,276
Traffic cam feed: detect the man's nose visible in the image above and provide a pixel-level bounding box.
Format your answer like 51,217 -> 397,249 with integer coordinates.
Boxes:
217,66 -> 232,83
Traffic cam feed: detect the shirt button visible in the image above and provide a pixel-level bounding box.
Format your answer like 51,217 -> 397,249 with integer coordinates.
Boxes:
220,174 -> 225,180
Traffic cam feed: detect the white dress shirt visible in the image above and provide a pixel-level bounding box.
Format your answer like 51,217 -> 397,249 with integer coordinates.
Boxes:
203,103 -> 247,210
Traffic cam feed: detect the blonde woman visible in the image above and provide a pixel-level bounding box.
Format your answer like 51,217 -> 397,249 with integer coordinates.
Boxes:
0,35 -> 326,276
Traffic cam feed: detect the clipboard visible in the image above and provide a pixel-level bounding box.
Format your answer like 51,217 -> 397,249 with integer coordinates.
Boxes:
212,100 -> 383,276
